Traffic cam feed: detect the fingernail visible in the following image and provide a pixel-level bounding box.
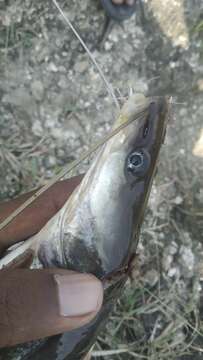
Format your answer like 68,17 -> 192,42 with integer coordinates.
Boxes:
54,274 -> 103,317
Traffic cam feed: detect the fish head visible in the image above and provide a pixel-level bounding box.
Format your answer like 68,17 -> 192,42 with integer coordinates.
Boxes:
38,94 -> 170,277
81,94 -> 170,275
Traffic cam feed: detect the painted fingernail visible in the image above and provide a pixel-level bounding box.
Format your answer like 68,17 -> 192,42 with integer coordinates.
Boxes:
54,274 -> 103,317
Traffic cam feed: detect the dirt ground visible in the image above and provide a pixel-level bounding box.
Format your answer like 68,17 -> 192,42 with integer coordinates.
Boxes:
0,0 -> 203,359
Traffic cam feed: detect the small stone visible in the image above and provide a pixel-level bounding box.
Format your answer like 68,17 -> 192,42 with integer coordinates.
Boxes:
162,253 -> 173,272
64,117 -> 83,139
170,61 -> 177,69
104,41 -> 113,51
193,129 -> 203,158
58,76 -> 68,89
159,232 -> 165,240
35,44 -> 49,63
197,79 -> 203,92
58,66 -> 67,73
109,32 -> 119,43
55,38 -> 61,47
47,62 -> 58,72
2,13 -> 11,26
45,117 -> 56,129
56,148 -> 66,159
167,242 -> 178,256
50,128 -> 63,139
173,195 -> 183,205
32,120 -> 43,136
44,155 -> 56,169
144,269 -> 159,287
168,267 -> 180,278
182,232 -> 192,247
179,246 -> 195,276
179,108 -> 187,117
74,60 -> 89,74
31,80 -> 44,102
84,101 -> 90,108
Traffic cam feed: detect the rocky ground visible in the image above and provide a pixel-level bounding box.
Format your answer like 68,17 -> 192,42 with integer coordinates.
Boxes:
0,0 -> 203,359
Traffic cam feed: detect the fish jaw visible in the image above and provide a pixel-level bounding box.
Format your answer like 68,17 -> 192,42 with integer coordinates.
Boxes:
37,94 -> 170,278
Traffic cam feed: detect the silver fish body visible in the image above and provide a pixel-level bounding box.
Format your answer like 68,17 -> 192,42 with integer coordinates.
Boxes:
37,95 -> 169,276
0,94 -> 170,360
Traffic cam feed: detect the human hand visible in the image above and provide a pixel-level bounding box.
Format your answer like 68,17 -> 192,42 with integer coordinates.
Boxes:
0,176 -> 103,348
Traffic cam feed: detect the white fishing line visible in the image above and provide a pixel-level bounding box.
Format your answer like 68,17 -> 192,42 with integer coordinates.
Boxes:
52,0 -> 120,110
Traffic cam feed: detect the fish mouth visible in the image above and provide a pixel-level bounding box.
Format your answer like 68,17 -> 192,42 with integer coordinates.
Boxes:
115,94 -> 170,142
142,96 -> 170,145
122,95 -> 170,185
93,94 -> 170,177
123,96 -> 170,170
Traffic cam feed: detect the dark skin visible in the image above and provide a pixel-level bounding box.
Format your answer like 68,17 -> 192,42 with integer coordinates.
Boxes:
0,175 -> 103,348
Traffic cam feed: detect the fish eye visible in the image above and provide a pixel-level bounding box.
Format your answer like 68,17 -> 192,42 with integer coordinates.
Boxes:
126,149 -> 150,176
128,152 -> 144,170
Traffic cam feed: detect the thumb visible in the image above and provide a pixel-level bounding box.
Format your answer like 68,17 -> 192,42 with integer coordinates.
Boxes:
0,269 -> 103,348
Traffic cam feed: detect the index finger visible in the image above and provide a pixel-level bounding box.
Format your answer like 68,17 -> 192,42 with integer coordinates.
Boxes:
0,175 -> 83,255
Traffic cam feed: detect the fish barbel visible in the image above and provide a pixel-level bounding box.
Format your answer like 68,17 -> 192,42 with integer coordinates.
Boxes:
0,93 -> 170,359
